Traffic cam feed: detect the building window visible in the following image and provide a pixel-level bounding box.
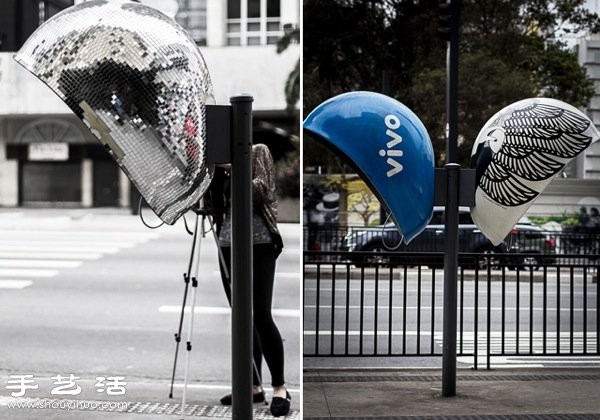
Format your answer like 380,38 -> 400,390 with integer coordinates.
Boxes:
16,119 -> 84,144
227,0 -> 281,46
587,48 -> 600,63
176,0 -> 207,46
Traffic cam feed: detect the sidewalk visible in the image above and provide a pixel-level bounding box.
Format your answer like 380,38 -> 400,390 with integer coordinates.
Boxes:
0,378 -> 301,419
304,367 -> 600,419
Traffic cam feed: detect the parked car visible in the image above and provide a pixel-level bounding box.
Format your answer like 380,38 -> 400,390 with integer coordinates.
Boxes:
340,207 -> 497,267
508,223 -> 557,268
340,207 -> 556,268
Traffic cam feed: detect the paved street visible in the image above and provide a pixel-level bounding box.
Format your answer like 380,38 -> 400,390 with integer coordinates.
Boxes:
304,265 -> 599,369
0,209 -> 301,418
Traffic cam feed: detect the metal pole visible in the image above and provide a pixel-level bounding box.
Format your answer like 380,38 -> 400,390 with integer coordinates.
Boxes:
442,0 -> 460,398
445,0 -> 460,164
442,164 -> 459,397
230,94 -> 254,420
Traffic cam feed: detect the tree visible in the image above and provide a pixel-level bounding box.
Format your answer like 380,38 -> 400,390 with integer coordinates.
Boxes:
304,0 -> 600,168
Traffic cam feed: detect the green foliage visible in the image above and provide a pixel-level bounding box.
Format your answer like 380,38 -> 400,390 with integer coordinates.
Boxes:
528,213 -> 579,226
303,0 -> 600,169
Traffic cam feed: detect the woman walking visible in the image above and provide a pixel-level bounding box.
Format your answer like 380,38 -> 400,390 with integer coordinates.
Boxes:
212,143 -> 290,417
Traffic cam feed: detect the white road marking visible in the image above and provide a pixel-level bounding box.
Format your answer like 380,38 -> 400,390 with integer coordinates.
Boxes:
458,355 -> 600,368
0,225 -> 162,291
0,245 -> 120,253
304,330 -> 598,340
0,259 -> 82,268
212,271 -> 300,279
158,305 -> 300,318
0,280 -> 33,289
0,251 -> 102,260
0,230 -> 158,239
304,330 -> 428,336
305,305 -> 596,312
276,272 -> 301,279
0,268 -> 58,277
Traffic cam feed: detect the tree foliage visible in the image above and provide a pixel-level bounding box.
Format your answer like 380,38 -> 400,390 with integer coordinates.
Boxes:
304,0 -> 600,168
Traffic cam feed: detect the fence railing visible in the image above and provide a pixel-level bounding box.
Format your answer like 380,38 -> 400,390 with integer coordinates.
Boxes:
304,224 -> 600,264
303,250 -> 600,369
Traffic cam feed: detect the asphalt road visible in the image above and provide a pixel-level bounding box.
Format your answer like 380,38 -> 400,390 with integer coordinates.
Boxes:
304,265 -> 599,368
0,209 -> 301,417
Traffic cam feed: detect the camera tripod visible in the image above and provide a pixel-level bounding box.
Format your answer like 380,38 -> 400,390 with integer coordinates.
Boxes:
167,203 -> 266,418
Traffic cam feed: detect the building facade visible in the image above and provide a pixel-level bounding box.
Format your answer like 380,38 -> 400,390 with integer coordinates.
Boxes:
0,0 -> 299,216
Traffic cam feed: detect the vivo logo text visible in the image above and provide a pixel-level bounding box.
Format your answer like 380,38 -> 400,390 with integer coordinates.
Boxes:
379,114 -> 403,177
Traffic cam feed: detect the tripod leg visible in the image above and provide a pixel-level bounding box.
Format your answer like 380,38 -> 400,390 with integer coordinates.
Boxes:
208,216 -> 267,405
169,212 -> 201,399
180,217 -> 203,419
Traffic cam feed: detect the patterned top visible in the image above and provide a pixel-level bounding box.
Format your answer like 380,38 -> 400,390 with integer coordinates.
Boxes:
218,209 -> 273,246
218,143 -> 281,246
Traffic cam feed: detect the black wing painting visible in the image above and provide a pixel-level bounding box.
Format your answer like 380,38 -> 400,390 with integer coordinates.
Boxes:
477,103 -> 593,207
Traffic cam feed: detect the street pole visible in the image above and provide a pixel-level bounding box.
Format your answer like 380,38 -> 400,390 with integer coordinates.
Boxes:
230,94 -> 254,419
442,0 -> 460,398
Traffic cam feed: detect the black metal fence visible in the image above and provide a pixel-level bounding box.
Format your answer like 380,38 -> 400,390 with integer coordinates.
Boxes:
304,224 -> 600,256
304,250 -> 599,369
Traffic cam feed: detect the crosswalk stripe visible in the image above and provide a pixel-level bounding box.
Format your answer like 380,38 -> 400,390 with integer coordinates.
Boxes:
0,224 -> 163,290
0,238 -> 136,248
0,268 -> 58,277
434,333 -> 598,354
0,280 -> 33,289
0,245 -> 120,253
0,230 -> 158,239
0,260 -> 82,268
0,251 -> 102,260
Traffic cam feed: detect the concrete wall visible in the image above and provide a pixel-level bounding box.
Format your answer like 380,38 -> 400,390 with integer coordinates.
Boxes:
280,0 -> 300,29
0,55 -> 71,116
202,45 -> 299,111
206,0 -> 226,47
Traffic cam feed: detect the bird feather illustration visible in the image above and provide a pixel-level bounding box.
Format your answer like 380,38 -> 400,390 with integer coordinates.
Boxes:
475,102 -> 593,207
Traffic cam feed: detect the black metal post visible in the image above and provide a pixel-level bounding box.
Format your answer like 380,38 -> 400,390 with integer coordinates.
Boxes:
230,94 -> 254,420
442,0 -> 460,398
442,163 -> 459,396
445,0 -> 460,164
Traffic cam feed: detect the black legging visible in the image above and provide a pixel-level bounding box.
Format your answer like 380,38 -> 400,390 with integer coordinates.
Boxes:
218,244 -> 285,387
